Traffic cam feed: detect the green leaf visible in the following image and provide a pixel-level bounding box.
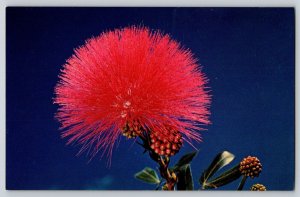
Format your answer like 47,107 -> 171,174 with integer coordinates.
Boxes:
200,151 -> 235,186
177,164 -> 194,190
202,164 -> 241,189
173,151 -> 198,171
134,167 -> 160,184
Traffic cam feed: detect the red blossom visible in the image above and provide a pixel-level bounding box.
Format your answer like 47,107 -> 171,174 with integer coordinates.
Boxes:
54,26 -> 211,161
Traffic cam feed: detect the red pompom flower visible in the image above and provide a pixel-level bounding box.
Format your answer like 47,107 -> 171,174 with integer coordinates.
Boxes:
54,26 -> 210,160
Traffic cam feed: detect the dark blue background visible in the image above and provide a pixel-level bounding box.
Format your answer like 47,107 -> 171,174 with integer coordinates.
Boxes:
6,7 -> 295,190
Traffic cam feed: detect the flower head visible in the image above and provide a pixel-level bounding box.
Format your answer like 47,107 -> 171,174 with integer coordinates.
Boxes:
54,26 -> 210,161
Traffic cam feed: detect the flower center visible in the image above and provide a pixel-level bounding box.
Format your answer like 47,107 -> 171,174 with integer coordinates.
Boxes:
123,101 -> 131,108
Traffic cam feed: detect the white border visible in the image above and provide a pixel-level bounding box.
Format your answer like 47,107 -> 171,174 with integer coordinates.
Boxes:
0,1 -> 298,197
0,0 -> 297,7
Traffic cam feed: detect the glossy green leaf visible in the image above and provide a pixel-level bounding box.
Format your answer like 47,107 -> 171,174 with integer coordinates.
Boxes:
200,151 -> 235,186
177,164 -> 194,190
202,164 -> 241,189
134,167 -> 160,184
173,151 -> 198,171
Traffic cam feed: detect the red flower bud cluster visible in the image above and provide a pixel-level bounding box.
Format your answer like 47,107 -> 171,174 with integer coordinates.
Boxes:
239,156 -> 262,179
122,120 -> 142,138
250,183 -> 267,191
149,128 -> 183,156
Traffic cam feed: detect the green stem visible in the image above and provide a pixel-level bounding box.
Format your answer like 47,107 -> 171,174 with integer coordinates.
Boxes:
138,131 -> 176,190
237,176 -> 247,190
158,156 -> 176,190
